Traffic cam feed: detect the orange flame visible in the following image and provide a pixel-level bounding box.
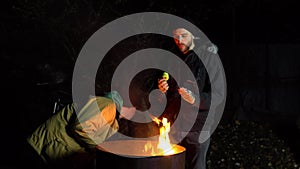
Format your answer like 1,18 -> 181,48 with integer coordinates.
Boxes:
157,117 -> 174,155
144,115 -> 175,155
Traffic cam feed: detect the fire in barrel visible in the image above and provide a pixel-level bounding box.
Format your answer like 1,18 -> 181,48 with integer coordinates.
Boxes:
96,117 -> 186,169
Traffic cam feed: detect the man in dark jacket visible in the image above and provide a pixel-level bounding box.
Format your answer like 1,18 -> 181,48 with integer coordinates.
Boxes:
129,28 -> 216,169
157,28 -> 217,169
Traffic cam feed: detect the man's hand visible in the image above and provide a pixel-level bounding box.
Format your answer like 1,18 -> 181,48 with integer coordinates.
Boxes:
120,106 -> 136,120
178,87 -> 195,104
158,78 -> 169,93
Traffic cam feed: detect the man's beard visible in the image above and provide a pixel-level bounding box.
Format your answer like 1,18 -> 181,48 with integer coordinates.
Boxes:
179,41 -> 192,53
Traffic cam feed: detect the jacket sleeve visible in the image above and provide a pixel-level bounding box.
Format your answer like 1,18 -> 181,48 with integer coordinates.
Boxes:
68,98 -> 119,151
184,52 -> 211,111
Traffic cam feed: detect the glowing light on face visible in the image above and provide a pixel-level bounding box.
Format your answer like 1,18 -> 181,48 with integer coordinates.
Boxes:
173,28 -> 194,54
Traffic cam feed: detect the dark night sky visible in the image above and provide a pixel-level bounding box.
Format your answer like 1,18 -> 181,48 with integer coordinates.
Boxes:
1,0 -> 300,167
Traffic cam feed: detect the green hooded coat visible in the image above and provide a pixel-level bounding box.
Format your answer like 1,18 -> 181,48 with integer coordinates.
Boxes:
27,91 -> 123,165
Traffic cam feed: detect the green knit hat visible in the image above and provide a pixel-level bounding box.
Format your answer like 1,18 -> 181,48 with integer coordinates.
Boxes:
104,91 -> 123,112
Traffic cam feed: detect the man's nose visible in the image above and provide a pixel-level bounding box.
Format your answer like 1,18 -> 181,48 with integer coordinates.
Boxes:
178,36 -> 183,43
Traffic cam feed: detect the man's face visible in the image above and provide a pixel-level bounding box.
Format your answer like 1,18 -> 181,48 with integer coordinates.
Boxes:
173,28 -> 193,54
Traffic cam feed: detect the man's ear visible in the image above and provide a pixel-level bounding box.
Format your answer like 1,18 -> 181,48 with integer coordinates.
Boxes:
189,40 -> 195,51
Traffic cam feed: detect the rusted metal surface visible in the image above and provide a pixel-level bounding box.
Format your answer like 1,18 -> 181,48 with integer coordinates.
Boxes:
96,140 -> 186,169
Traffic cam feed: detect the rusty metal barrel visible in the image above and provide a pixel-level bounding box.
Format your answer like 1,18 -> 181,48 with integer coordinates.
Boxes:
96,140 -> 186,169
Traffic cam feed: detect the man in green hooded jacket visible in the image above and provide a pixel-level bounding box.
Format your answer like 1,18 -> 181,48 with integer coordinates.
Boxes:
24,91 -> 124,169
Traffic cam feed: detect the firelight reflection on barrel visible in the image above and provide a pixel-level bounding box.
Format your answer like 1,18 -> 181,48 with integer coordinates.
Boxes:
97,117 -> 185,157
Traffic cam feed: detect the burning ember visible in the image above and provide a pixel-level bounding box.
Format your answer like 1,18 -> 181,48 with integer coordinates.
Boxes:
144,116 -> 175,155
